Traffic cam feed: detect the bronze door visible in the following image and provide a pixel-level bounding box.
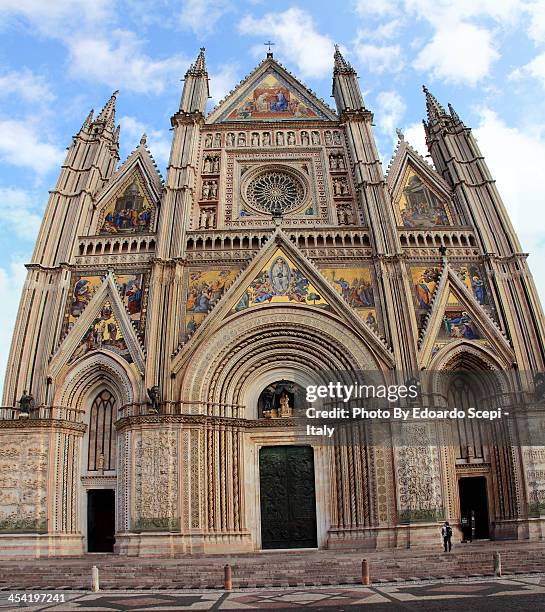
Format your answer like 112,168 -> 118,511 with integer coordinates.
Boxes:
259,445 -> 317,549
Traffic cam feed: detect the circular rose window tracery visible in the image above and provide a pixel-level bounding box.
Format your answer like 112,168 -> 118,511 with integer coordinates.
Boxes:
245,170 -> 306,214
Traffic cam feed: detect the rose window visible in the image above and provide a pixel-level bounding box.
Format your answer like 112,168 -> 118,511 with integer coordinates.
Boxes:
246,170 -> 305,214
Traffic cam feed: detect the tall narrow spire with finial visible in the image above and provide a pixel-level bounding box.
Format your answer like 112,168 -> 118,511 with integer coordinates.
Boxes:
96,90 -> 119,124
190,47 -> 207,75
179,48 -> 209,114
333,44 -> 356,75
422,85 -> 448,125
332,44 -> 365,114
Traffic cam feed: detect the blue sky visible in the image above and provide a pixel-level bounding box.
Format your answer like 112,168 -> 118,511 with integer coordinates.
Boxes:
1,0 -> 545,392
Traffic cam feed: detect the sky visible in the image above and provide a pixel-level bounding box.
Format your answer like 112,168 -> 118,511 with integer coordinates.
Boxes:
1,0 -> 545,393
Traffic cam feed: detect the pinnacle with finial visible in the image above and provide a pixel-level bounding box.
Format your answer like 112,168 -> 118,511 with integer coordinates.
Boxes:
140,133 -> 147,146
422,85 -> 447,123
333,44 -> 356,75
96,90 -> 119,124
187,47 -> 207,76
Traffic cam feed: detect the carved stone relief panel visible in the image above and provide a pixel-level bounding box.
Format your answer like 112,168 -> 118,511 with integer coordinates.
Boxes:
394,423 -> 444,523
132,428 -> 179,531
0,432 -> 49,532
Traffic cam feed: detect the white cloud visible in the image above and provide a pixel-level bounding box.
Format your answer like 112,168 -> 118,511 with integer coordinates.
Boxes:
0,0 -> 111,35
376,91 -> 406,136
0,258 -> 27,397
209,63 -> 239,105
119,115 -> 171,167
0,186 -> 42,239
354,0 -> 398,17
353,41 -> 403,74
238,8 -> 335,79
413,21 -> 499,85
0,69 -> 54,104
403,121 -> 429,159
179,0 -> 232,35
526,0 -> 545,42
511,51 -> 545,89
0,120 -> 64,175
67,30 -> 189,94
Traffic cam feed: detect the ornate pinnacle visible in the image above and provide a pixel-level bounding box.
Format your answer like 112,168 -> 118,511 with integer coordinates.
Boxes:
140,133 -> 147,146
422,85 -> 448,124
333,44 -> 356,75
96,90 -> 119,125
187,47 -> 207,76
448,102 -> 461,123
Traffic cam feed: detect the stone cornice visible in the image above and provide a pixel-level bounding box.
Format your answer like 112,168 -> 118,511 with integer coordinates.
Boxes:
115,413 -> 304,431
0,419 -> 86,433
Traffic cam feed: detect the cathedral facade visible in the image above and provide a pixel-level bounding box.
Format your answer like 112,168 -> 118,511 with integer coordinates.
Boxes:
1,47 -> 545,558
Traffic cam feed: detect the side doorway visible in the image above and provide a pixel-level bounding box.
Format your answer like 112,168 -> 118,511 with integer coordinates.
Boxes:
458,476 -> 490,540
87,489 -> 116,552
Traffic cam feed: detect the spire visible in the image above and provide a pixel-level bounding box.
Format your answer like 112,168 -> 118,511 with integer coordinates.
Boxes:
448,102 -> 462,124
422,85 -> 448,124
179,48 -> 209,114
78,109 -> 94,135
186,47 -> 207,77
333,44 -> 355,75
332,44 -> 364,114
96,90 -> 119,124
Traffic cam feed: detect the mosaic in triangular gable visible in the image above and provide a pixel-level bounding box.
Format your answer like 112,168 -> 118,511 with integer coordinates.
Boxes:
69,301 -> 132,365
430,290 -> 491,359
231,249 -> 329,313
185,268 -> 240,337
98,172 -> 155,235
219,69 -> 326,122
397,165 -> 451,228
320,267 -> 380,334
62,271 -> 149,341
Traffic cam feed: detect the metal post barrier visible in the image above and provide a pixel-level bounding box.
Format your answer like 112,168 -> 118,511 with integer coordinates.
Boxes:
224,564 -> 233,591
91,566 -> 100,592
494,552 -> 502,577
361,559 -> 370,585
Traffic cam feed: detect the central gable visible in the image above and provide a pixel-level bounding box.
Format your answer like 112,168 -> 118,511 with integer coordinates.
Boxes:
208,61 -> 337,123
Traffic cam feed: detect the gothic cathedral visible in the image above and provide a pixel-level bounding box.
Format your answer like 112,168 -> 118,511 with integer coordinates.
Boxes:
1,47 -> 545,557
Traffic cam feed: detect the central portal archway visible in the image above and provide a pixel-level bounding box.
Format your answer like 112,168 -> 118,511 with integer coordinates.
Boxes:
259,445 -> 317,549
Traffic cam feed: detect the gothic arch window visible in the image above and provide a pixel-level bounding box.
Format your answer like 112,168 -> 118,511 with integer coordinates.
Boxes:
447,375 -> 485,461
87,389 -> 117,471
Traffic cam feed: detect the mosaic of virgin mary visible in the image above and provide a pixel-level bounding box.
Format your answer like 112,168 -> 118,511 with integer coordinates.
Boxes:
227,75 -> 318,120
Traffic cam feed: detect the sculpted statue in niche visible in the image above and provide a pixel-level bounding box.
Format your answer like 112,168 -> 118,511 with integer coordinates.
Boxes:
251,132 -> 260,146
18,391 -> 34,417
279,392 -> 292,417
202,181 -> 210,200
337,204 -> 352,225
204,133 -> 213,148
287,131 -> 296,145
311,131 -> 320,145
226,132 -> 235,147
199,207 -> 216,229
333,177 -> 349,196
214,133 -> 221,147
237,132 -> 246,146
212,156 -> 220,173
259,381 -> 301,418
333,130 -> 342,145
210,181 -> 218,199
325,130 -> 332,146
263,131 -> 271,146
276,131 -> 284,146
301,131 -> 309,146
203,157 -> 212,173
147,385 -> 160,414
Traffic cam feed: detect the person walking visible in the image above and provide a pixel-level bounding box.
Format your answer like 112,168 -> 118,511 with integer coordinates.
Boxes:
442,521 -> 453,552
